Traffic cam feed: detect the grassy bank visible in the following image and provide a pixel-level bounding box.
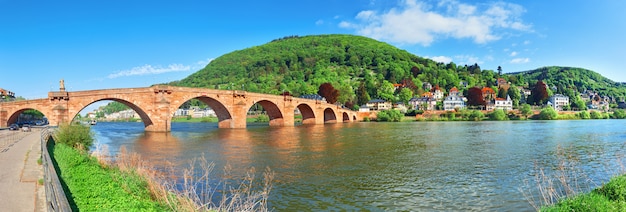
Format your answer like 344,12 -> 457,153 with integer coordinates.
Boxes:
541,174 -> 626,211
50,123 -> 273,211
49,142 -> 168,211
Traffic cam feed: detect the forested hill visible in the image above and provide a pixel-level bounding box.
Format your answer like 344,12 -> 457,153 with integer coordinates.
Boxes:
169,34 -> 626,108
170,34 -> 428,98
510,66 -> 626,97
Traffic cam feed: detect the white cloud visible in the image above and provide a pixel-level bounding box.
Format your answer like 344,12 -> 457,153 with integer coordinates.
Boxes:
315,19 -> 324,25
455,55 -> 482,65
194,58 -> 214,69
510,51 -> 518,57
339,0 -> 532,45
108,64 -> 191,79
428,56 -> 453,63
510,58 -> 530,64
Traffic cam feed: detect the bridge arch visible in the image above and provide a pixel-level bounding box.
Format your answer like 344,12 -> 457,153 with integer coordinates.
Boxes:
72,98 -> 154,128
6,108 -> 50,126
250,99 -> 285,127
296,103 -> 316,125
323,108 -> 337,123
176,96 -> 233,128
342,112 -> 350,122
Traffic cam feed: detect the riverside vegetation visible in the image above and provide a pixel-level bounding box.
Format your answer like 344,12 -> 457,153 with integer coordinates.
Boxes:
50,123 -> 273,211
520,145 -> 626,211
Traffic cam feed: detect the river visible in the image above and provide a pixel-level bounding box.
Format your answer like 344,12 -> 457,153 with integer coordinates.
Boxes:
90,120 -> 626,211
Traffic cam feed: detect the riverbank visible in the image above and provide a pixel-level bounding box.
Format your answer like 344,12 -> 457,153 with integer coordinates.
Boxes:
49,142 -> 170,211
541,174 -> 626,211
49,123 -> 273,211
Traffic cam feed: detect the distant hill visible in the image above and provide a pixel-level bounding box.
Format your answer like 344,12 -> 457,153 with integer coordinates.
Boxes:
169,34 -> 626,108
510,66 -> 626,98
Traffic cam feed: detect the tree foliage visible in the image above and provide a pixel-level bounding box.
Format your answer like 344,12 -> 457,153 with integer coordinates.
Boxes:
520,104 -> 533,119
376,109 -> 403,122
489,109 -> 507,121
467,87 -> 486,107
318,83 -> 339,104
539,107 -> 558,120
53,123 -> 94,151
529,81 -> 549,105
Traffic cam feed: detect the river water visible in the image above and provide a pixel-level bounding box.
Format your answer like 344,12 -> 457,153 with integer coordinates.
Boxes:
90,120 -> 626,211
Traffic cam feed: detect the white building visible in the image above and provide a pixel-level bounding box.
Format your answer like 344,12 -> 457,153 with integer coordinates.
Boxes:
493,95 -> 513,111
443,95 -> 466,111
548,94 -> 570,111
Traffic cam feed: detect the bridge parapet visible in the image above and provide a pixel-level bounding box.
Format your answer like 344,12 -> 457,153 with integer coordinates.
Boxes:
48,91 -> 69,101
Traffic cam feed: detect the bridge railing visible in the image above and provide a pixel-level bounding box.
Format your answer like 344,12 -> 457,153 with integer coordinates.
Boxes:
41,126 -> 72,212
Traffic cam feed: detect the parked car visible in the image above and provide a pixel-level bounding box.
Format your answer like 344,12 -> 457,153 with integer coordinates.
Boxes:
9,124 -> 19,131
21,124 -> 31,132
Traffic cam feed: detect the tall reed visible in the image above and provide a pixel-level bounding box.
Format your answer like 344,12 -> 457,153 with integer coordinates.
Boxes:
520,144 -> 625,210
92,145 -> 274,211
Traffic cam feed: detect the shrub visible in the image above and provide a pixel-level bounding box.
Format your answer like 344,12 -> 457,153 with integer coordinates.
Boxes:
53,123 -> 94,151
578,111 -> 591,119
595,175 -> 626,202
468,110 -> 484,121
539,107 -> 558,120
488,109 -> 507,121
590,111 -> 603,119
255,114 -> 270,122
612,109 -> 626,119
376,109 -> 403,122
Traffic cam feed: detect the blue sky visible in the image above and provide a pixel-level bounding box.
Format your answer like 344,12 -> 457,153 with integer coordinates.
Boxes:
1,0 -> 625,100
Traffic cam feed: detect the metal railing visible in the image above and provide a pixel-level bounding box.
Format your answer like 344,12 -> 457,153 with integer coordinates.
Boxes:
41,127 -> 71,212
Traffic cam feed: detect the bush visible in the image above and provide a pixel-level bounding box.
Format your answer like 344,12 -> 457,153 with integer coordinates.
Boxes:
611,109 -> 626,119
488,109 -> 507,121
53,123 -> 94,151
255,114 -> 270,122
376,109 -> 403,122
590,111 -> 604,119
363,117 -> 370,122
595,175 -> 626,202
539,107 -> 558,120
468,110 -> 484,121
578,111 -> 591,119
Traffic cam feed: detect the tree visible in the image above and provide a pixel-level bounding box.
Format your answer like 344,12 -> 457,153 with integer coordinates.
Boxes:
539,107 -> 558,120
378,80 -> 396,102
497,87 -> 508,99
467,87 -> 486,108
489,109 -> 507,121
520,104 -> 533,119
356,82 -> 370,106
469,110 -> 485,121
529,81 -> 549,105
611,109 -> 626,119
507,86 -> 521,107
376,109 -> 403,122
398,88 -> 413,105
579,111 -> 591,119
318,82 -> 340,104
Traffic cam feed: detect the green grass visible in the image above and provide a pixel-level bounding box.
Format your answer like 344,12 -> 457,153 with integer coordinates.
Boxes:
49,143 -> 168,211
541,174 -> 626,211
171,116 -> 218,123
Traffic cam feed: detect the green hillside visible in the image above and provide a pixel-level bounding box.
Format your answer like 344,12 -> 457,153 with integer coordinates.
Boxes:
510,66 -> 626,97
169,34 -> 626,108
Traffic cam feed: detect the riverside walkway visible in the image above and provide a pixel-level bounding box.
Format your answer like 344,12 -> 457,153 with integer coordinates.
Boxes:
0,129 -> 46,212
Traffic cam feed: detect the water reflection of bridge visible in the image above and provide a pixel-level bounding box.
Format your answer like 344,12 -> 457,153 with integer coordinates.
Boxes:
0,85 -> 358,132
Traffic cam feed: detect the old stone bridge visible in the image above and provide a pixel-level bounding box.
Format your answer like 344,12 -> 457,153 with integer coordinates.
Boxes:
0,85 -> 358,132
